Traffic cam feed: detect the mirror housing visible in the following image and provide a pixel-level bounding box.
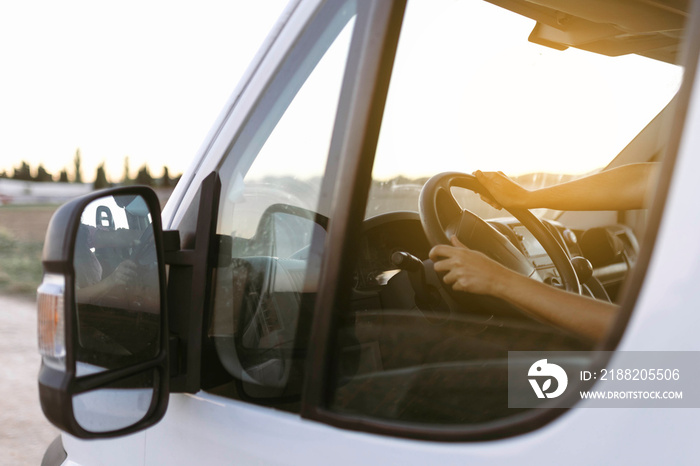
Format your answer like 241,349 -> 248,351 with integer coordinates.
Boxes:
37,186 -> 169,439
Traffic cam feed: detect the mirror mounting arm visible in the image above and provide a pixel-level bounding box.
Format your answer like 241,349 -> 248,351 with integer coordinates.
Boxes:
165,250 -> 198,266
163,230 -> 197,266
166,172 -> 222,394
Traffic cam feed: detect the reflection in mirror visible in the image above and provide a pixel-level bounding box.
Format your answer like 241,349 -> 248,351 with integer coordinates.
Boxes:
270,211 -> 326,260
73,194 -> 160,377
72,370 -> 156,433
211,206 -> 327,398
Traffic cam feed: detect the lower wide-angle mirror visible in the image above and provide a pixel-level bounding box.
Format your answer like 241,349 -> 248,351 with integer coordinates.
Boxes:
72,369 -> 157,433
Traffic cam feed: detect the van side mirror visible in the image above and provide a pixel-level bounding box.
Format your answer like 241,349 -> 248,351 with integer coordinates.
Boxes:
37,187 -> 169,438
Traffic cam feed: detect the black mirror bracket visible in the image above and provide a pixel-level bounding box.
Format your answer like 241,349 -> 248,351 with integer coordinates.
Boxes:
162,172 -> 222,394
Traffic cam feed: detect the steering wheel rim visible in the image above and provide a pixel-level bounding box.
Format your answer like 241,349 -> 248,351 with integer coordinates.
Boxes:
419,172 -> 580,294
128,223 -> 156,264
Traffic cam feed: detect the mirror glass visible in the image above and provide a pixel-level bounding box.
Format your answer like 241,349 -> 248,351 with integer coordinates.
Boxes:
72,369 -> 156,432
73,194 -> 160,377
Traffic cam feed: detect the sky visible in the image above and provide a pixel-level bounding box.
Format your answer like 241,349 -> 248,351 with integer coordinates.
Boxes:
1,0 -> 288,183
206,0 -> 682,183
1,0 -> 683,185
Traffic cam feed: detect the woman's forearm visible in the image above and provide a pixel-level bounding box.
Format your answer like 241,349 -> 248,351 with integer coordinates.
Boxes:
431,237 -> 617,341
524,163 -> 657,211
492,271 -> 617,341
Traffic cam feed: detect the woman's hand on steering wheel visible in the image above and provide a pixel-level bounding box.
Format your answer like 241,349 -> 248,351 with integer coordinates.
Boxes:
473,170 -> 530,210
430,235 -> 517,297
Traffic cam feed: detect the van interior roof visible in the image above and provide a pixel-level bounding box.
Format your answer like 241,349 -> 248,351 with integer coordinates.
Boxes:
485,0 -> 689,63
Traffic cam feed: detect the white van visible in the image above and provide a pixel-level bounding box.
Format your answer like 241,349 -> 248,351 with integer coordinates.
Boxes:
37,0 -> 700,464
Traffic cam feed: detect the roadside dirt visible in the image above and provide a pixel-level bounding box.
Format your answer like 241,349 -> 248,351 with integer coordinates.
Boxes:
0,294 -> 60,465
0,206 -> 57,243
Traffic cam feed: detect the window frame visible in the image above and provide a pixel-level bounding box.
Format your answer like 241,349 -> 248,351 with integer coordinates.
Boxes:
297,0 -> 700,442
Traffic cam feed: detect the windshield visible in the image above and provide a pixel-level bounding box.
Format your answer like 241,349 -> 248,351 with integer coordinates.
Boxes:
367,0 -> 682,219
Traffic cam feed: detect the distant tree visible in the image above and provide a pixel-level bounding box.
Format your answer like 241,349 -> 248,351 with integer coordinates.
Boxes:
59,169 -> 69,183
0,170 -> 7,179
36,164 -> 53,182
94,163 -> 109,190
160,166 -> 172,187
135,164 -> 153,186
122,156 -> 131,185
74,148 -> 83,183
13,161 -> 32,181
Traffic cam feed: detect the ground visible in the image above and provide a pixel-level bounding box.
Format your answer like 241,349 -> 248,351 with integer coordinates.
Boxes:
0,204 -> 57,243
0,206 -> 59,464
0,206 -> 55,296
0,294 -> 60,465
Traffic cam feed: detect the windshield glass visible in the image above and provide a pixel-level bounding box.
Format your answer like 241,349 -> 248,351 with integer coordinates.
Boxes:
367,0 -> 682,219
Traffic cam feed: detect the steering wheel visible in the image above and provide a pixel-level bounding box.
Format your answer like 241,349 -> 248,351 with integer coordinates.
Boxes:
419,172 -> 580,295
129,223 -> 156,265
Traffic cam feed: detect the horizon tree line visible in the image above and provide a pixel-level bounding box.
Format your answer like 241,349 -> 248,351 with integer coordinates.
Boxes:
0,149 -> 180,189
